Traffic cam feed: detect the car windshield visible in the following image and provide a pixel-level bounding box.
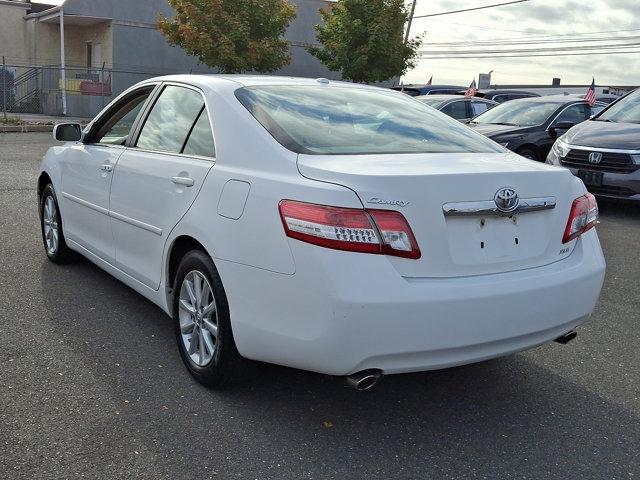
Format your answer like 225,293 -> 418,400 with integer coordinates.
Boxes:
235,86 -> 502,155
472,100 -> 561,126
597,89 -> 640,123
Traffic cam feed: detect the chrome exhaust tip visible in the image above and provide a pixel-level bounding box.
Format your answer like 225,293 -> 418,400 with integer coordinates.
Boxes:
345,369 -> 383,391
554,330 -> 577,344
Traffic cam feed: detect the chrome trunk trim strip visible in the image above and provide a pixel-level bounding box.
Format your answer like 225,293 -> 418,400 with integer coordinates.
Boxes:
443,196 -> 556,217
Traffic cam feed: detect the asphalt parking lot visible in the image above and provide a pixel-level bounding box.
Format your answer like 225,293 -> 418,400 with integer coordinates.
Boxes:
1,132 -> 639,479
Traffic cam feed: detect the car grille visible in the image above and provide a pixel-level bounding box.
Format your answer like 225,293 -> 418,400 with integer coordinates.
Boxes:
561,149 -> 639,173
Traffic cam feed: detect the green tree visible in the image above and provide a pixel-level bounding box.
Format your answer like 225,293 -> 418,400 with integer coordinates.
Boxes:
308,0 -> 421,84
158,0 -> 297,74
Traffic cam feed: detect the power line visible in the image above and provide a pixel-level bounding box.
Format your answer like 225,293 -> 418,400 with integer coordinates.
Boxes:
419,41 -> 640,55
426,34 -> 640,47
413,0 -> 530,18
418,49 -> 640,59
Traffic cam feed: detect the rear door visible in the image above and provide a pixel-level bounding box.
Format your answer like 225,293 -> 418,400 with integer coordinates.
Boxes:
109,83 -> 215,289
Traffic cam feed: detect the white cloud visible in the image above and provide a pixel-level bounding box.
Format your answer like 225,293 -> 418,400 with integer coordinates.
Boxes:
403,0 -> 640,86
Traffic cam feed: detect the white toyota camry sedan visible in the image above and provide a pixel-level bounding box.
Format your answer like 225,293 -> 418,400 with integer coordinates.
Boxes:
39,75 -> 606,389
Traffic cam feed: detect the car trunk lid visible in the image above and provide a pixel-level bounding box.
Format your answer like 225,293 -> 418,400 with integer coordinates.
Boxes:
298,152 -> 580,278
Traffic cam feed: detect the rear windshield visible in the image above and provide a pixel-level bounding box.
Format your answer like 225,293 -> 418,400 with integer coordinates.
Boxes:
235,86 -> 503,155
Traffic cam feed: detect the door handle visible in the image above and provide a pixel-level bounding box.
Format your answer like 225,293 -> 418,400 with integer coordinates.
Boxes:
172,176 -> 195,187
100,164 -> 113,173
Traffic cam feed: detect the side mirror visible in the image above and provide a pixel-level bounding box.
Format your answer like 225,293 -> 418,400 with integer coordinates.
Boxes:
53,123 -> 82,142
550,120 -> 575,131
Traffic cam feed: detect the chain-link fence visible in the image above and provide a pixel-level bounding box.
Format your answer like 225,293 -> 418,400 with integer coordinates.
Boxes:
1,63 -> 165,120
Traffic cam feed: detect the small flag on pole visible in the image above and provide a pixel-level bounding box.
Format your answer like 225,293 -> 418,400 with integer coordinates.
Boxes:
426,76 -> 433,86
585,78 -> 596,106
465,79 -> 477,98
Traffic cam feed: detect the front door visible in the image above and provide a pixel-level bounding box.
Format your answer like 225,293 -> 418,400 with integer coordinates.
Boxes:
109,84 -> 216,289
59,144 -> 123,263
60,87 -> 153,262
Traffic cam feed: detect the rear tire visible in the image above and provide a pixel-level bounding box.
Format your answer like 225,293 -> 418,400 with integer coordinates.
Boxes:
173,250 -> 256,387
40,184 -> 74,264
517,148 -> 538,161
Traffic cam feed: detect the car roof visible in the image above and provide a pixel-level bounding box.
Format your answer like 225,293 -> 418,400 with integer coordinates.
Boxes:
140,74 -> 382,91
505,95 -> 589,104
478,89 -> 539,95
417,94 -> 466,100
393,84 -> 465,89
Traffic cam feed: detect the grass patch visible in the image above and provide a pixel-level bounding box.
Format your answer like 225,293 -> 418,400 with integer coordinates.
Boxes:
0,116 -> 24,125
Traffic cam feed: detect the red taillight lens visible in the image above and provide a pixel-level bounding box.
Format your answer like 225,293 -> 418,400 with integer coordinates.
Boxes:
563,193 -> 598,243
279,200 -> 421,259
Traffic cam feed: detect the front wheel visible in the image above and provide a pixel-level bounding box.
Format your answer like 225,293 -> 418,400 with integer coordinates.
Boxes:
40,184 -> 74,263
173,250 -> 255,387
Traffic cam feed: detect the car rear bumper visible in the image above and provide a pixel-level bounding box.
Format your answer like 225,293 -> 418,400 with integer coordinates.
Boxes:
217,229 -> 606,376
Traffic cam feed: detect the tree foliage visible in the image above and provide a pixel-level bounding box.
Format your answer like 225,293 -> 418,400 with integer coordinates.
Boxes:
308,0 -> 422,84
158,0 -> 297,74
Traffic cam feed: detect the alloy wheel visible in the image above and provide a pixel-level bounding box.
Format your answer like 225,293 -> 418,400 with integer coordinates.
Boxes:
43,195 -> 59,255
178,270 -> 218,367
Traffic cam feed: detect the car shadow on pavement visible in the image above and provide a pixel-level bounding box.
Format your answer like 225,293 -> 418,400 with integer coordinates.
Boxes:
33,256 -> 640,479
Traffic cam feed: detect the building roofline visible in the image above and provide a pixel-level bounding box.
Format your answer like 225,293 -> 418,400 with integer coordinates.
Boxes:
0,0 -> 31,9
24,4 -> 60,19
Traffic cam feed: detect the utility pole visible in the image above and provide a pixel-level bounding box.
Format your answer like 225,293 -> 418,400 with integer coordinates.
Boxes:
60,8 -> 67,116
404,0 -> 417,44
2,56 -> 7,122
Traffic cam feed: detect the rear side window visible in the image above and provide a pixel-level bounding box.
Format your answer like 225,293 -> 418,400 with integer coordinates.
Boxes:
440,100 -> 468,120
183,109 -> 215,157
137,85 -> 204,153
471,100 -> 491,116
236,86 -> 502,155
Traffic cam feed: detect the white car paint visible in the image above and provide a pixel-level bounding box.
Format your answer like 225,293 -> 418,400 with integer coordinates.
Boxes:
39,75 -> 606,377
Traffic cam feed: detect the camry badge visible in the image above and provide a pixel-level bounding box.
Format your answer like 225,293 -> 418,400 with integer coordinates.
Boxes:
588,152 -> 603,164
494,187 -> 519,213
367,197 -> 410,207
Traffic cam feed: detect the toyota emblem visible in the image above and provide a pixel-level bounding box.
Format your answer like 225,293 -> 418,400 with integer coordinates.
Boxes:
494,187 -> 519,213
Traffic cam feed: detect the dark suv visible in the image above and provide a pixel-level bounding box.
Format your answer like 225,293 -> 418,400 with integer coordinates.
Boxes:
546,89 -> 640,201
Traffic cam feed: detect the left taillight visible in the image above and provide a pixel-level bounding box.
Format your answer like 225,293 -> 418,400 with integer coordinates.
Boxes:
563,193 -> 599,243
278,200 -> 421,259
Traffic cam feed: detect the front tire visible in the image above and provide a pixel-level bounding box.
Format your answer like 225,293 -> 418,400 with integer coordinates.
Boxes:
173,250 -> 254,387
40,184 -> 74,263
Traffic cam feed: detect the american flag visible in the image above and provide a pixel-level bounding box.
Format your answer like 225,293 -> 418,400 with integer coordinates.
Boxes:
585,78 -> 596,106
465,79 -> 477,98
427,76 -> 433,86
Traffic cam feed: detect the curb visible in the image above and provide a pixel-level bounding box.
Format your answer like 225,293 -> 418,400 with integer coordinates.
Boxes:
0,125 -> 54,133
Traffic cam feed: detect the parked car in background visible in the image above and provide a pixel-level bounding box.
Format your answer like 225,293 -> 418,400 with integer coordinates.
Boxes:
416,95 -> 498,122
547,88 -> 640,201
475,89 -> 540,103
391,84 -> 466,97
38,75 -> 605,389
469,96 -> 606,161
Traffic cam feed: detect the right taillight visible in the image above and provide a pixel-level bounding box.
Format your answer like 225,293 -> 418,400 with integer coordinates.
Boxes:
563,193 -> 599,243
279,200 -> 421,259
